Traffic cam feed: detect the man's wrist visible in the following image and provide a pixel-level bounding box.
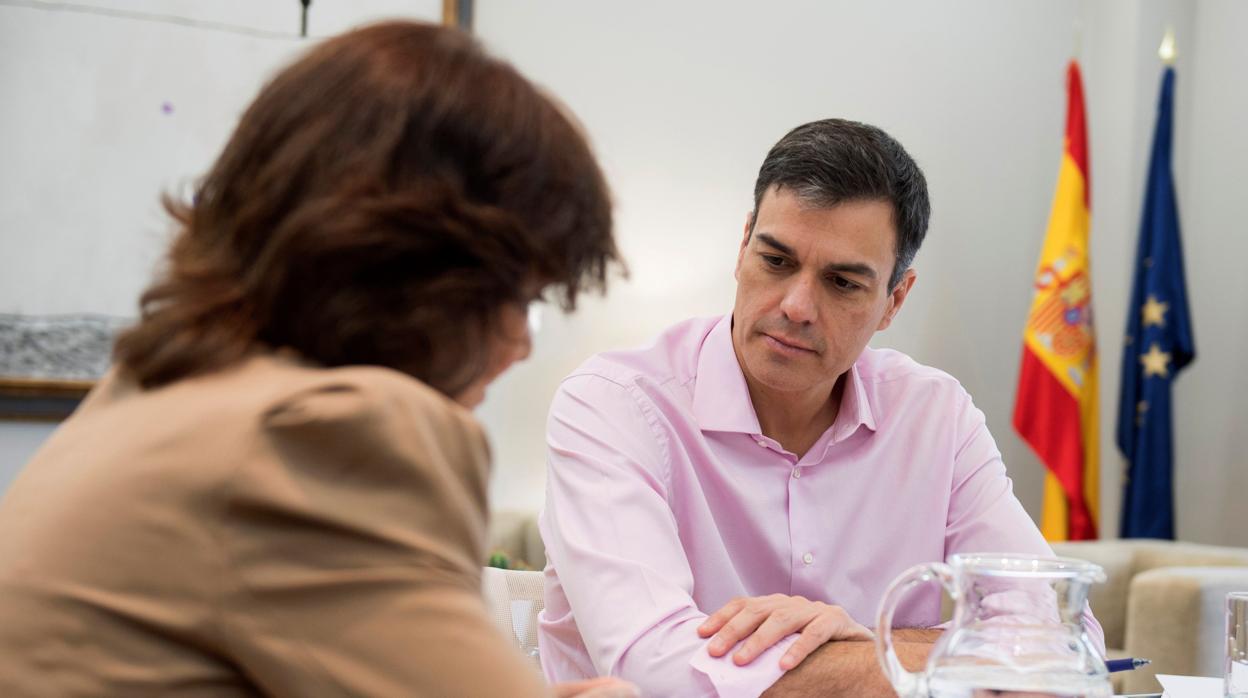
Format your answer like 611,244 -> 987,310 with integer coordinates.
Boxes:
760,633 -> 939,698
889,627 -> 942,643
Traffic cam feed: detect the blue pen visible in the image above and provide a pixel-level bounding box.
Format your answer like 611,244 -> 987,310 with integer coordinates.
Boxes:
1106,657 -> 1151,673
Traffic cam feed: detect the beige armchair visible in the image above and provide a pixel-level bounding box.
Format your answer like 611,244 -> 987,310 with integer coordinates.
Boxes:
482,565 -> 546,670
483,512 -> 548,672
1052,539 -> 1248,694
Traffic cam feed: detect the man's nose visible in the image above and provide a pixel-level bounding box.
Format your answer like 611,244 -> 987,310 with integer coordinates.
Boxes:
778,275 -> 818,325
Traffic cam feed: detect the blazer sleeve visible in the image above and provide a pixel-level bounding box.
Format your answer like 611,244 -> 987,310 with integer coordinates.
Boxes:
213,375 -> 549,697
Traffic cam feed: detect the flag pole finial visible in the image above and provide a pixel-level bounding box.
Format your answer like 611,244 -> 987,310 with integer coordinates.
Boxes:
1159,27 -> 1177,65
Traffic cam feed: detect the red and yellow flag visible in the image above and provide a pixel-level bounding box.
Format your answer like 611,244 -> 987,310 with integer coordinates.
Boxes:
1013,62 -> 1099,541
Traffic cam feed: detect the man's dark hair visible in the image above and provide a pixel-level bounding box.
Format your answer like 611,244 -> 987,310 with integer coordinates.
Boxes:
115,21 -> 619,395
751,118 -> 930,289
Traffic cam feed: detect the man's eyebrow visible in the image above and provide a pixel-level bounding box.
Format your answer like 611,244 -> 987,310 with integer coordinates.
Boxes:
821,261 -> 877,280
755,233 -> 795,257
756,232 -> 878,280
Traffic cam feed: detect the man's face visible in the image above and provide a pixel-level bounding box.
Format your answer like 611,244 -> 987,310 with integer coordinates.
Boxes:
731,186 -> 916,397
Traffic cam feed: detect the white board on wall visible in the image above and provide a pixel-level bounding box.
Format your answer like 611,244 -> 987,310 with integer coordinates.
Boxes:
0,0 -> 442,317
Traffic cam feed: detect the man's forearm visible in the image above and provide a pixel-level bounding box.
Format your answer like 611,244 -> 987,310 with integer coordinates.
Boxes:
760,630 -> 940,698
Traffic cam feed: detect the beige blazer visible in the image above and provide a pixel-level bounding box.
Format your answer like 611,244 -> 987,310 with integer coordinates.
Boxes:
0,355 -> 548,697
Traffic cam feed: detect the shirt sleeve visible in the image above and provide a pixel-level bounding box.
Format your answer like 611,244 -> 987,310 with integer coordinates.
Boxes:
217,378 -> 551,697
540,374 -> 795,698
943,389 -> 1107,655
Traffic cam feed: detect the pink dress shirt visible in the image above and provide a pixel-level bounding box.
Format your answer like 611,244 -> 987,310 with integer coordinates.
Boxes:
538,315 -> 1104,697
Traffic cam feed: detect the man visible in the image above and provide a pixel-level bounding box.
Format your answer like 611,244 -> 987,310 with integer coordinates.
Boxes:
538,119 -> 1104,697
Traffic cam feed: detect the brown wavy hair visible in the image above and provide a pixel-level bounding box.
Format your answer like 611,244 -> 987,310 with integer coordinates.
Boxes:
115,21 -> 619,396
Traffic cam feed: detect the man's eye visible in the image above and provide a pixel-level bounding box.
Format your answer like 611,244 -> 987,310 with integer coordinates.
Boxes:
762,255 -> 786,268
831,276 -> 858,291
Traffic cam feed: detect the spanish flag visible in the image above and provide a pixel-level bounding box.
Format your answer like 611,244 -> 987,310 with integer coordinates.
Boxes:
1013,61 -> 1099,541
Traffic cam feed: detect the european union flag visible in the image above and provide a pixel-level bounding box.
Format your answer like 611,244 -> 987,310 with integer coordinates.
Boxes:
1117,67 -> 1196,539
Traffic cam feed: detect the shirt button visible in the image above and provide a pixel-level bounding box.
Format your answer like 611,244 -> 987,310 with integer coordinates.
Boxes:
802,552 -> 814,565
755,439 -> 767,447
791,467 -> 801,479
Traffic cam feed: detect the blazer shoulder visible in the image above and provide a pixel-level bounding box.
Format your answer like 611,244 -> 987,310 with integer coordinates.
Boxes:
257,361 -> 489,468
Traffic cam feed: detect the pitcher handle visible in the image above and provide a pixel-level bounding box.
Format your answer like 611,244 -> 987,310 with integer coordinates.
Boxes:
874,562 -> 955,698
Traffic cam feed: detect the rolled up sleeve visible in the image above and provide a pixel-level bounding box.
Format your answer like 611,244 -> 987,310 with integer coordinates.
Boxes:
539,374 -> 791,697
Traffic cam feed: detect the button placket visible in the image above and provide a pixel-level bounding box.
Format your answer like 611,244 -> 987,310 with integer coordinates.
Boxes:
786,447 -> 813,581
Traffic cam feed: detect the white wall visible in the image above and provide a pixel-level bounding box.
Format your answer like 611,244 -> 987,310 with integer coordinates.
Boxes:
2,1 -> 1244,546
1172,0 -> 1248,546
471,0 -> 1248,547
0,0 -> 440,317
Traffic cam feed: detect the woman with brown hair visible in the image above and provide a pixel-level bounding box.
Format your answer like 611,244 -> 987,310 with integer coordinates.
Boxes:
0,21 -> 633,697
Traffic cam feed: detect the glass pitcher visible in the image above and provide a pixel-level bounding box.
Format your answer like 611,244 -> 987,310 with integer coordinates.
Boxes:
875,553 -> 1109,698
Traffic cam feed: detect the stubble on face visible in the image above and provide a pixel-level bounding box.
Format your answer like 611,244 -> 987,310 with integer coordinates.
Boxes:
730,189 -> 902,400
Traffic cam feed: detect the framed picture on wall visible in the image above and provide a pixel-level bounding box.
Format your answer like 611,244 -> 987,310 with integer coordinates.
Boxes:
0,315 -> 128,421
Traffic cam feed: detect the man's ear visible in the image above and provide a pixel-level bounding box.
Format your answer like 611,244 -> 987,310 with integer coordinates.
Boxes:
735,210 -> 754,281
876,268 -> 917,331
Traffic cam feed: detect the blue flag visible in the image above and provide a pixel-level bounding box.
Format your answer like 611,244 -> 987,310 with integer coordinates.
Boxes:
1117,67 -> 1196,539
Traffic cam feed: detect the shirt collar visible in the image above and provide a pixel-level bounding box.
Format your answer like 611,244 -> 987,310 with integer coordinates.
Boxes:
691,314 -> 878,438
833,356 -> 878,440
691,315 -> 761,434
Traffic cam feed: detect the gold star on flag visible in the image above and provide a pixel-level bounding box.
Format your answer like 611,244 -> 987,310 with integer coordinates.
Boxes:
1141,295 -> 1169,327
1140,343 -> 1171,378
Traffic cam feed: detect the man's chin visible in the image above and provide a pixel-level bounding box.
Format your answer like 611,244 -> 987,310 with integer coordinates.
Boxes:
744,357 -> 821,394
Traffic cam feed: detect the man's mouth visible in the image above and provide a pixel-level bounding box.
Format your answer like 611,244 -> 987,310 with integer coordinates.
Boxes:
762,332 -> 816,354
